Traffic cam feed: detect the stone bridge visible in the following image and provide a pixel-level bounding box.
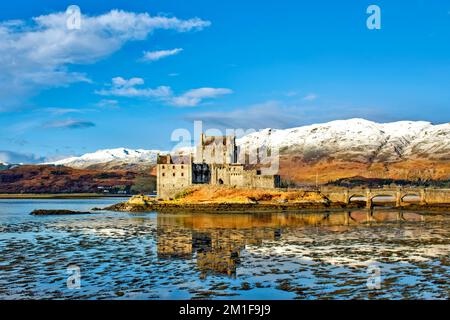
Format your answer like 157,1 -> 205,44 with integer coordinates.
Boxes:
320,187 -> 450,208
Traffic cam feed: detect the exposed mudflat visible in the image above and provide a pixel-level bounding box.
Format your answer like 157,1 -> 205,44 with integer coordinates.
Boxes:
0,199 -> 449,300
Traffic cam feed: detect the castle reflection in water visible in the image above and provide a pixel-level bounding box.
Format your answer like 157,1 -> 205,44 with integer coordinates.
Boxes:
157,215 -> 281,277
156,211 -> 424,277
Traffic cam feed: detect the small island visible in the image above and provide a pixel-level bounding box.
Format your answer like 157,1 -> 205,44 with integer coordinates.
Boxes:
30,209 -> 92,216
104,186 -> 450,213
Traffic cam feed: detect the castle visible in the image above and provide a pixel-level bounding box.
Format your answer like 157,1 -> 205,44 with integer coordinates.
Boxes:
156,133 -> 281,199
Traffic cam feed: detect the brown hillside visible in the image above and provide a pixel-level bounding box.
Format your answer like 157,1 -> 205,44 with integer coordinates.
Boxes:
279,156 -> 450,185
0,165 -> 150,194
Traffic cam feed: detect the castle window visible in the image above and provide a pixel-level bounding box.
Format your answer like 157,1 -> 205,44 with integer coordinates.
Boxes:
162,165 -> 165,169
256,170 -> 262,175
173,173 -> 176,177
172,166 -> 175,169
181,173 -> 184,177
162,173 -> 165,177
181,165 -> 184,169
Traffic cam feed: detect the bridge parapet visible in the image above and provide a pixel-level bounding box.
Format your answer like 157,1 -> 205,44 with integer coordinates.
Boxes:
320,187 -> 450,208
424,188 -> 450,204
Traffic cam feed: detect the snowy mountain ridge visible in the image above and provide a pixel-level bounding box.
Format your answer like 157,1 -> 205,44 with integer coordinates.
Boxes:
45,119 -> 450,169
47,147 -> 163,169
237,118 -> 450,162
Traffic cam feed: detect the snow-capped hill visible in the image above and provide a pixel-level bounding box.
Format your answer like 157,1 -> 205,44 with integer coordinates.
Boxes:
47,148 -> 162,169
45,119 -> 449,171
0,162 -> 18,170
237,119 -> 449,163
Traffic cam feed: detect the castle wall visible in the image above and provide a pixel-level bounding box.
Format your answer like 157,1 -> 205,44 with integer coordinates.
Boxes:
246,172 -> 281,189
210,164 -> 280,189
156,163 -> 192,199
211,164 -> 244,186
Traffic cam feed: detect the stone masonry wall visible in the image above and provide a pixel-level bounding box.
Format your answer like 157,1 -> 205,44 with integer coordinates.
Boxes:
156,164 -> 192,199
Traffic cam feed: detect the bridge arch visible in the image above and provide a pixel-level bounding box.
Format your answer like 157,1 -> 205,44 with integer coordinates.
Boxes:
401,193 -> 420,202
369,194 -> 397,208
370,193 -> 396,201
348,194 -> 367,202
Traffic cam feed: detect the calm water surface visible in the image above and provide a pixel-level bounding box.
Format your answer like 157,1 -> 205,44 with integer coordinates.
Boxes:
0,199 -> 449,300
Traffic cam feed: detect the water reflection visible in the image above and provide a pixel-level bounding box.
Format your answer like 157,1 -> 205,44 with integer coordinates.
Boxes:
158,215 -> 283,277
156,210 -> 430,278
1,200 -> 449,300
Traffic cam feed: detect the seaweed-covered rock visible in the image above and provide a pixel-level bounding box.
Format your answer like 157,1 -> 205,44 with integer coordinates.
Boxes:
30,209 -> 91,216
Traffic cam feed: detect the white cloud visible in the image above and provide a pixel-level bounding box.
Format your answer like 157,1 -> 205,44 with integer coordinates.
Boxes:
112,77 -> 145,88
97,99 -> 119,108
96,77 -> 232,107
142,48 -> 183,61
96,77 -> 172,98
303,93 -> 318,101
285,90 -> 300,97
43,108 -> 84,115
43,119 -> 96,129
0,10 -> 210,109
169,88 -> 233,107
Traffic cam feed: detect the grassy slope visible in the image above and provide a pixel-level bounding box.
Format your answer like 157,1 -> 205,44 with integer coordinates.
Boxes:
167,186 -> 328,204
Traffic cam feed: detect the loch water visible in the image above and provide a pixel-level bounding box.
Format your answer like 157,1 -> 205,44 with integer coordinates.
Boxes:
0,199 -> 449,300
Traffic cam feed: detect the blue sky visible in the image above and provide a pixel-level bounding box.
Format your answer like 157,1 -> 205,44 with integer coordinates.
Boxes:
0,0 -> 449,163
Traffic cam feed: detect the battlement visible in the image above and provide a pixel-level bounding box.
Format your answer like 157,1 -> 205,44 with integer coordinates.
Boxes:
195,133 -> 237,165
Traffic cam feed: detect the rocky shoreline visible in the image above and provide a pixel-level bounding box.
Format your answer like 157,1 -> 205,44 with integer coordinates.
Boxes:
104,201 -> 361,213
103,200 -> 450,214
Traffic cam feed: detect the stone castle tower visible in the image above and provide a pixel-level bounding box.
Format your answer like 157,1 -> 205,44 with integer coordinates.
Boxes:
195,133 -> 238,165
